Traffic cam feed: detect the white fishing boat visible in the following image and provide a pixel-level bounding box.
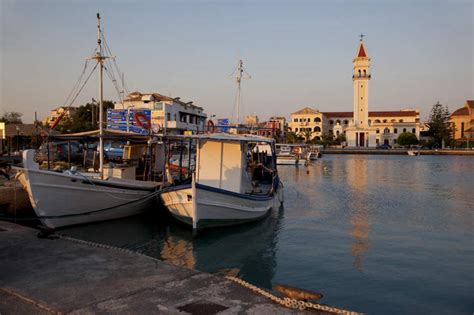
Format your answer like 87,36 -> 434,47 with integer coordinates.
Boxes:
17,150 -> 160,229
160,134 -> 283,231
16,14 -> 162,229
407,150 -> 419,156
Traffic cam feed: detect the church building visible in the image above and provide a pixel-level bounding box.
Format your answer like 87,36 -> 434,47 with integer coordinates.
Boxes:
288,37 -> 421,147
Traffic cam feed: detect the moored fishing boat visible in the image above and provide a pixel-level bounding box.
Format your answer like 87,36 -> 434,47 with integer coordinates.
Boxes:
160,134 -> 283,231
16,14 -> 162,229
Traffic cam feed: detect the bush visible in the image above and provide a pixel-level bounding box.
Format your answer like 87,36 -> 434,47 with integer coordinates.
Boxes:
397,132 -> 418,146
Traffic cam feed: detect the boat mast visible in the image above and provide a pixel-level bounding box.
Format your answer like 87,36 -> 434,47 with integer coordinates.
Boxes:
232,59 -> 251,125
91,13 -> 109,179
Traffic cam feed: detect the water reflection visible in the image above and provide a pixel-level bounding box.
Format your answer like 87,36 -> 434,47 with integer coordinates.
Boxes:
64,205 -> 285,289
62,155 -> 474,314
345,158 -> 370,272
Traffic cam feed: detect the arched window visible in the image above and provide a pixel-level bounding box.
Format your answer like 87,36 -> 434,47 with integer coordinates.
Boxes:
399,119 -> 404,123
344,120 -> 349,125
314,126 -> 321,132
412,128 -> 416,133
403,128 -> 406,133
375,119 -> 381,123
383,119 -> 387,123
336,130 -> 340,136
363,69 -> 366,77
376,128 -> 380,134
288,127 -> 292,131
358,69 -> 361,77
315,136 -> 321,141
391,119 -> 396,122
394,128 -> 398,134
299,118 -> 302,122
384,128 -> 390,134
329,120 -> 334,125
314,117 -> 321,122
336,120 -> 341,125
293,118 -> 298,122
295,128 -> 298,132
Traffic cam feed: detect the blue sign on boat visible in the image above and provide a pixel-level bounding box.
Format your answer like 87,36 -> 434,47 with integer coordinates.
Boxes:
217,118 -> 230,132
106,109 -> 151,135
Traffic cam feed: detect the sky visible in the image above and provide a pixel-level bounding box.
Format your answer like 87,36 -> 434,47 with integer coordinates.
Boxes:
1,0 -> 473,123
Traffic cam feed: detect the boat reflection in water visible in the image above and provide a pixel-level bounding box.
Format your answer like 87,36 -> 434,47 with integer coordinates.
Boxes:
64,205 -> 285,289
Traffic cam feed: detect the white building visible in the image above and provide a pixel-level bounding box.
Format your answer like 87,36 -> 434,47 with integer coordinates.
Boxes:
344,39 -> 420,147
116,91 -> 207,135
288,38 -> 420,146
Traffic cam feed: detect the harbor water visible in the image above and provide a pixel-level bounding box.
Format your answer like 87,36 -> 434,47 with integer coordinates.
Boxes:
64,155 -> 474,314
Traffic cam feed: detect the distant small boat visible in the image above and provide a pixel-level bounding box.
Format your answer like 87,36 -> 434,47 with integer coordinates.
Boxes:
407,150 -> 419,156
276,144 -> 307,166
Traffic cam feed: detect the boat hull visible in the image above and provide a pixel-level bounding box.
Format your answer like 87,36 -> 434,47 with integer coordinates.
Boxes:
277,156 -> 307,165
160,184 -> 276,229
18,165 -> 158,229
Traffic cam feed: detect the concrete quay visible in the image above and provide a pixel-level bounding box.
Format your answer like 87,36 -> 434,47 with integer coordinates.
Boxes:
0,221 -> 308,314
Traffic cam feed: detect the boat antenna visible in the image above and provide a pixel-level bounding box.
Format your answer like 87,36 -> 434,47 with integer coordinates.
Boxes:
230,59 -> 251,125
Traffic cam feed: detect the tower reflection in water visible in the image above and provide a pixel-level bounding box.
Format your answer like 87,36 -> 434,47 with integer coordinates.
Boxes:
345,158 -> 370,272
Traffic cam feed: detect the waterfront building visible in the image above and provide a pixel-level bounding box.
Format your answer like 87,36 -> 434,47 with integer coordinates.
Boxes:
116,91 -> 207,135
269,116 -> 287,133
288,38 -> 420,146
43,106 -> 78,127
245,115 -> 259,126
450,100 -> 474,141
256,121 -> 282,138
287,107 -> 323,140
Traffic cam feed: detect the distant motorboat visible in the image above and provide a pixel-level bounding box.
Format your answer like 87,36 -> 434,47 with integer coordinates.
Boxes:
407,149 -> 420,156
276,144 -> 308,166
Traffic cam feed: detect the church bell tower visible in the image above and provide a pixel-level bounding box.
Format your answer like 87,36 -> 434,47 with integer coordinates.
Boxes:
353,35 -> 371,128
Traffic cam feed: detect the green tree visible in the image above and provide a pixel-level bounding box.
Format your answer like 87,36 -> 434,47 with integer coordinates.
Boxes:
427,101 -> 453,148
285,131 -> 299,144
302,129 -> 313,143
397,132 -> 418,146
321,132 -> 335,147
335,133 -> 347,145
56,101 -> 114,133
0,111 -> 23,124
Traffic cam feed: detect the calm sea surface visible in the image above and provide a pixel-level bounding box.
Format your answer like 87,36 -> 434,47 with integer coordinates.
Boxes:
64,155 -> 474,314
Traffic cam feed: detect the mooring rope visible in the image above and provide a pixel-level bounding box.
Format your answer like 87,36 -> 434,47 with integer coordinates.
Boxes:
225,276 -> 361,314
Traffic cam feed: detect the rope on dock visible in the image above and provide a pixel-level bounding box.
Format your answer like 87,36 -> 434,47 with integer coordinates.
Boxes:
55,235 -> 361,314
225,276 -> 361,314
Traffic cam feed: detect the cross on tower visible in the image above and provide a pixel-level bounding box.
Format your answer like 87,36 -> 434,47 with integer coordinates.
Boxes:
359,33 -> 365,41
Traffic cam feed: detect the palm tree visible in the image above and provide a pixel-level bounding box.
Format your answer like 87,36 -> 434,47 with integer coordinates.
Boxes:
285,131 -> 299,143
302,130 -> 313,143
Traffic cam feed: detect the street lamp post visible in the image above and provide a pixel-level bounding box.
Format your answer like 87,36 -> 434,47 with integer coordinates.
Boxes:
15,125 -> 20,152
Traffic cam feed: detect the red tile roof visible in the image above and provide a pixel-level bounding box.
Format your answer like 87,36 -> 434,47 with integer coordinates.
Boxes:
466,100 -> 474,109
369,111 -> 418,117
322,111 -> 418,118
322,112 -> 353,117
451,107 -> 469,116
358,44 -> 367,58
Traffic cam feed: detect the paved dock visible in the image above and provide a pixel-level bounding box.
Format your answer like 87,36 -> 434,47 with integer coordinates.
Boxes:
0,221 -> 306,314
